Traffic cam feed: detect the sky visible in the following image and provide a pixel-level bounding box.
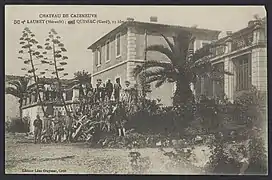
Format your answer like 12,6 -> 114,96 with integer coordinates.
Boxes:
5,5 -> 266,79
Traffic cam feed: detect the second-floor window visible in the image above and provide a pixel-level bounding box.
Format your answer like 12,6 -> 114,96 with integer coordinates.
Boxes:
97,47 -> 102,66
116,33 -> 121,57
106,41 -> 110,62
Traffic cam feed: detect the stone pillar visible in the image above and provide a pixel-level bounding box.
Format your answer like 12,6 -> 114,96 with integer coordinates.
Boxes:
72,88 -> 80,101
37,106 -> 44,117
39,91 -> 44,101
190,83 -> 196,97
127,26 -> 137,85
253,23 -> 264,44
251,23 -> 267,92
224,57 -> 235,102
251,48 -> 267,92
212,81 -> 216,97
63,92 -> 66,101
200,77 -> 205,95
91,52 -> 96,85
32,92 -> 35,103
224,37 -> 235,102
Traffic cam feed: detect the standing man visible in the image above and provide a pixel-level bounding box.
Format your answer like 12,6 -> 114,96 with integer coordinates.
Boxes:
65,112 -> 74,143
33,115 -> 43,144
105,79 -> 113,101
114,78 -> 122,102
95,79 -> 103,102
122,80 -> 131,103
101,83 -> 106,102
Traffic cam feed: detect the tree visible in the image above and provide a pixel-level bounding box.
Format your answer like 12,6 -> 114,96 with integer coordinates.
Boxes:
5,77 -> 30,118
133,31 -> 232,105
43,29 -> 70,116
73,70 -> 92,97
18,27 -> 46,114
73,70 -> 92,113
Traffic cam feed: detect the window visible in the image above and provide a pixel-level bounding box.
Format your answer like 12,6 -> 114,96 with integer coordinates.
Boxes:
116,33 -> 121,57
97,47 -> 102,66
106,41 -> 110,62
236,56 -> 251,91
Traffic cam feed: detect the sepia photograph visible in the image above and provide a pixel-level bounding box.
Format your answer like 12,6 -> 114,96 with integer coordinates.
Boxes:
5,5 -> 267,174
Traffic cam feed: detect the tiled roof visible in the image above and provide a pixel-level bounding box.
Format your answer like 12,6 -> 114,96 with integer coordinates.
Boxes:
88,21 -> 221,50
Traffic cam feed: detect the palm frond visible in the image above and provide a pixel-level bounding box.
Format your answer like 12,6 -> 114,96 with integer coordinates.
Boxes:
155,78 -> 167,88
7,77 -> 29,96
139,67 -> 167,78
132,60 -> 175,77
145,45 -> 174,61
161,34 -> 175,54
144,60 -> 174,70
144,75 -> 165,84
7,81 -> 21,89
5,87 -> 21,98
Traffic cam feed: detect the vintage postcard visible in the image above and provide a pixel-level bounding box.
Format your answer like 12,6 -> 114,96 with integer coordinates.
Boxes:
5,5 -> 267,174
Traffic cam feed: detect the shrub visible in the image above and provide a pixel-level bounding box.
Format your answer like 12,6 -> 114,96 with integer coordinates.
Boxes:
204,87 -> 268,175
6,117 -> 27,133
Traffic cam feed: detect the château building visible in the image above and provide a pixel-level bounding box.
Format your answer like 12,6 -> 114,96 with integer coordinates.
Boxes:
88,17 -> 267,106
88,17 -> 221,106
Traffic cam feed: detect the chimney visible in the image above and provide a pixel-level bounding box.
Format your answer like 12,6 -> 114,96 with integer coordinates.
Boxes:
150,16 -> 158,23
226,31 -> 232,36
127,17 -> 134,22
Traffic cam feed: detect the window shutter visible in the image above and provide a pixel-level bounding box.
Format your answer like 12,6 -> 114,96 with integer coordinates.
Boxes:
94,50 -> 98,66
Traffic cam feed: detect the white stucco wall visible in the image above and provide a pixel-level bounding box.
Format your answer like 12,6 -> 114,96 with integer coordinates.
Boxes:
22,106 -> 43,133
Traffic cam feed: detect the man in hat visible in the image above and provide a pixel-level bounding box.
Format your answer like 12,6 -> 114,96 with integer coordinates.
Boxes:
105,79 -> 114,101
114,78 -> 122,102
65,112 -> 74,142
33,115 -> 43,144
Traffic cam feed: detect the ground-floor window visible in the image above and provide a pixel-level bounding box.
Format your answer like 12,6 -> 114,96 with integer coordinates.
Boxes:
235,54 -> 251,91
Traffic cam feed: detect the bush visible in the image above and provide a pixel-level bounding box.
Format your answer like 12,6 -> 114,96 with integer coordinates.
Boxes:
126,100 -> 196,136
204,88 -> 268,175
6,117 -> 28,133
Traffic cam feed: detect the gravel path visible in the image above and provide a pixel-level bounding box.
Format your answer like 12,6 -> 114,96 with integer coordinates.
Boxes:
5,133 -> 203,174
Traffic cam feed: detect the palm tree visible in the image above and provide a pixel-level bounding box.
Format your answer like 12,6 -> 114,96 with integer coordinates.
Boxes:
133,31 -> 232,105
72,70 -> 92,113
73,70 -> 92,97
5,76 -> 30,118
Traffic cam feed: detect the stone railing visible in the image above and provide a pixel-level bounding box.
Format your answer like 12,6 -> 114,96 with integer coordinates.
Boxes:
22,89 -> 78,108
231,32 -> 253,52
210,44 -> 226,58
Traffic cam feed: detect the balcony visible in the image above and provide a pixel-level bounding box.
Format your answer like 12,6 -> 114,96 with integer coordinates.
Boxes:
210,44 -> 226,58
21,89 -> 80,109
231,32 -> 253,52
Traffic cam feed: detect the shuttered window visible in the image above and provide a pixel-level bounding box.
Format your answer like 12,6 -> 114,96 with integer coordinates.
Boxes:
116,33 -> 121,57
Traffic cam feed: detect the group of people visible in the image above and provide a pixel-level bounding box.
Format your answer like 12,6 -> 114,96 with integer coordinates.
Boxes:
86,78 -> 138,105
32,102 -> 130,144
38,78 -> 138,104
32,112 -> 79,144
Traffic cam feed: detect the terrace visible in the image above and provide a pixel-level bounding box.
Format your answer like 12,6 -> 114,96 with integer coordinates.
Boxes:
21,78 -> 82,109
207,19 -> 266,62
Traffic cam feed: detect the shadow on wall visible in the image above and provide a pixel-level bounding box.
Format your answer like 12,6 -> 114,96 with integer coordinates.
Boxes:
5,94 -> 20,121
